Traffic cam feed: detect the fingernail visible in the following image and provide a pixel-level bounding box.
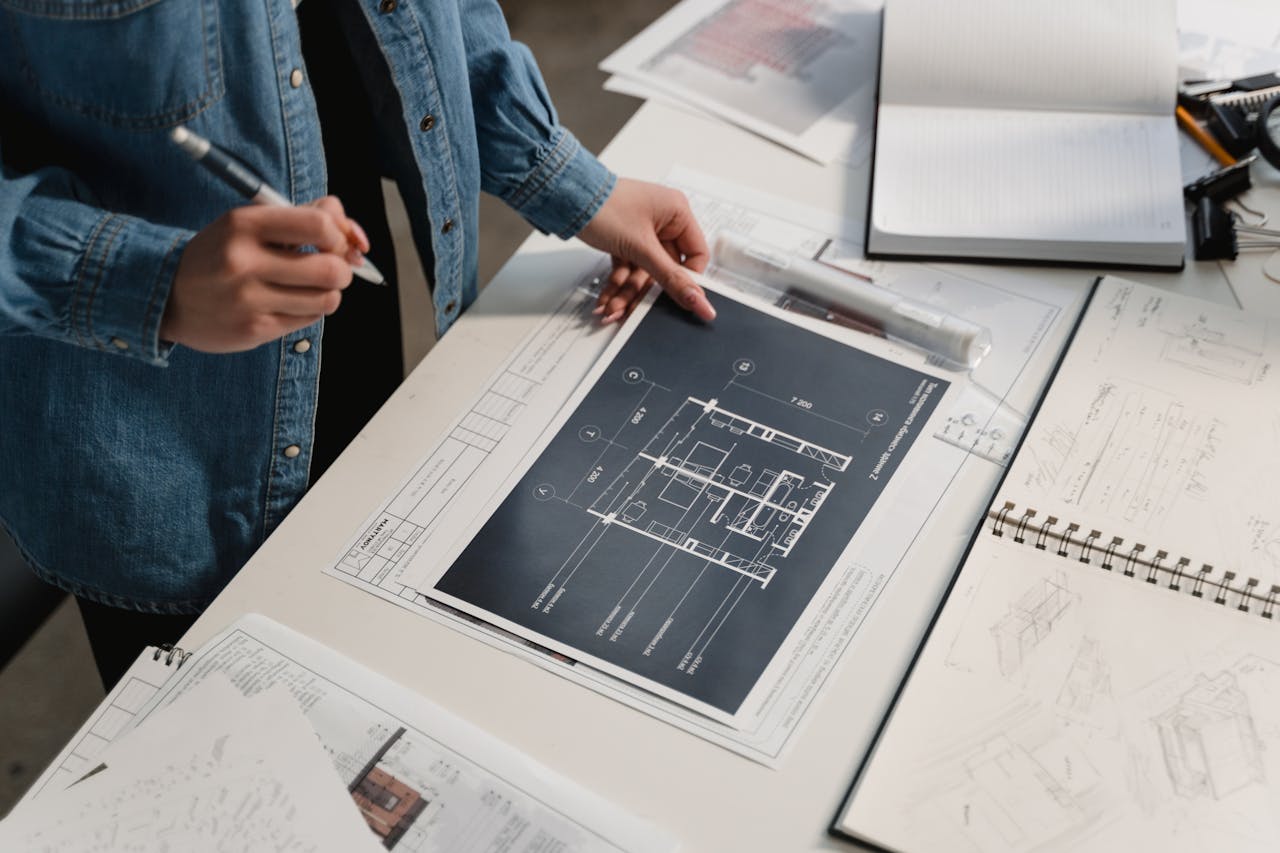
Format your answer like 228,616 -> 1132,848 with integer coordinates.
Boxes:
603,310 -> 624,324
591,304 -> 605,315
347,248 -> 364,266
682,287 -> 716,321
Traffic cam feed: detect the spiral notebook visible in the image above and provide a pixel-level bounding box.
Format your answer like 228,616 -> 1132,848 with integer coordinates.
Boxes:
834,276 -> 1280,852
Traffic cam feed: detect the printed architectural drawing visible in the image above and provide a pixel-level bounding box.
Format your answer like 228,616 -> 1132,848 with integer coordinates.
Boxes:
432,290 -> 946,714
586,396 -> 851,589
337,727 -> 433,850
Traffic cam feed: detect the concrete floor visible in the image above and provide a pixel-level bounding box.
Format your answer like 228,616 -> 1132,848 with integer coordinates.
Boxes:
0,0 -> 673,817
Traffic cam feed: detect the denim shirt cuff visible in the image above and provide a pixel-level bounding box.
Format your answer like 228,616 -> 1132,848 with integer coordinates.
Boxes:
505,127 -> 617,239
71,212 -> 191,365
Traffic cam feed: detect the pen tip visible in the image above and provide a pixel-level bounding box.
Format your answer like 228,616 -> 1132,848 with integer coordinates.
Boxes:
351,256 -> 389,286
169,125 -> 209,159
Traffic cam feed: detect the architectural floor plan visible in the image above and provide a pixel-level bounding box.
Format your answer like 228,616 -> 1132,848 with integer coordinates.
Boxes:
583,394 -> 852,592
430,287 -> 947,717
324,172 -> 1085,758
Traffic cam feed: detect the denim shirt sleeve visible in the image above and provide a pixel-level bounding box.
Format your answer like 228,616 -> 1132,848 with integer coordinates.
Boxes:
0,157 -> 191,365
460,0 -> 617,239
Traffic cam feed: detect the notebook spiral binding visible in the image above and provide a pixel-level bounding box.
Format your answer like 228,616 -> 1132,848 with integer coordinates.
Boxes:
989,500 -> 1280,621
152,643 -> 192,667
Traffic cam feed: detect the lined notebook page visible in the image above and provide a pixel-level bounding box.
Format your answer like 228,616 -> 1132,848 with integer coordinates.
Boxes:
880,0 -> 1176,114
871,108 -> 1183,259
868,0 -> 1183,266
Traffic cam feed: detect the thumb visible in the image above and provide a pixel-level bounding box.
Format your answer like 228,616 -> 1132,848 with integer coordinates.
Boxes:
640,241 -> 717,322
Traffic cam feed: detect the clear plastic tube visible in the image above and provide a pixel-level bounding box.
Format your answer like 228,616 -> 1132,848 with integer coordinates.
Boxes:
714,233 -> 992,369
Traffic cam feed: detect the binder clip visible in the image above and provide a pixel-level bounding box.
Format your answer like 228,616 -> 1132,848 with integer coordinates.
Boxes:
1192,197 -> 1239,260
1191,196 -> 1280,261
1231,206 -> 1280,255
1184,156 -> 1254,203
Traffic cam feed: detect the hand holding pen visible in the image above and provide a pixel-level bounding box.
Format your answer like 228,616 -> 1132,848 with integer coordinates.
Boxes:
158,126 -> 384,353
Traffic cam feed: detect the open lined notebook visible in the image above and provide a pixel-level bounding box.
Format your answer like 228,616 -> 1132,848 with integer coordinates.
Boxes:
835,277 -> 1280,851
866,0 -> 1186,267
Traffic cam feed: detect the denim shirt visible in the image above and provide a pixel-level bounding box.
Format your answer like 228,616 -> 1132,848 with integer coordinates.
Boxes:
0,0 -> 616,612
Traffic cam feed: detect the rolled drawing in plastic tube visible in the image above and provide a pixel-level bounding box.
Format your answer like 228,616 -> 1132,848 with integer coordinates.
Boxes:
713,232 -> 992,369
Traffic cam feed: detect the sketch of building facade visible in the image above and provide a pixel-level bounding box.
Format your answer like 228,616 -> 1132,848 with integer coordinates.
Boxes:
1154,672 -> 1265,800
586,396 -> 851,589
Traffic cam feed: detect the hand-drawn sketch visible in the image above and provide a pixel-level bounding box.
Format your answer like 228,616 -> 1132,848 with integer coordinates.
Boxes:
1155,303 -> 1267,386
959,735 -> 1091,842
1153,672 -> 1265,801
991,572 -> 1074,677
901,710 -> 1106,853
432,290 -> 947,715
1047,381 -> 1222,529
1245,514 -> 1280,575
1056,636 -> 1111,717
1002,278 -> 1280,588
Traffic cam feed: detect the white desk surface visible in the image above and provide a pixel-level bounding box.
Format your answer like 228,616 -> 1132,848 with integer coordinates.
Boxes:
185,101 -> 1280,851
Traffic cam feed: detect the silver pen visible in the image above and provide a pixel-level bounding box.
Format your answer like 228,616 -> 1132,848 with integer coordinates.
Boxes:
169,125 -> 386,285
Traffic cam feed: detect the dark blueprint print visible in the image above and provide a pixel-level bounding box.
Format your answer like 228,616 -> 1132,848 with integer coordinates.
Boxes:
434,289 -> 947,714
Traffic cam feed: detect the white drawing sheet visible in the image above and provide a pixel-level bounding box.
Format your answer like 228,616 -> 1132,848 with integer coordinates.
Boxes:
600,0 -> 882,163
17,645 -> 180,806
19,614 -> 674,853
0,680 -> 384,853
132,615 -> 676,853
323,170 -> 1089,763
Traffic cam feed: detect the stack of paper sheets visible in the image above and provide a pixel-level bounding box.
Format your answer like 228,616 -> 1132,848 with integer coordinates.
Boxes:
5,614 -> 677,853
599,0 -> 884,164
0,679 -> 385,853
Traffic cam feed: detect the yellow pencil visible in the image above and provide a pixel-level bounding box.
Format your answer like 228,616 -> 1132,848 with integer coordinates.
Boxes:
1176,104 -> 1237,167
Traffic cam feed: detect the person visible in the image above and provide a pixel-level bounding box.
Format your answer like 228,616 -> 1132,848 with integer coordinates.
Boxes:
0,0 -> 713,687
